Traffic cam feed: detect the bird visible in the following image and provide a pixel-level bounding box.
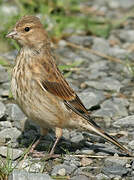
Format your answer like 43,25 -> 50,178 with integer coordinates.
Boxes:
6,15 -> 132,157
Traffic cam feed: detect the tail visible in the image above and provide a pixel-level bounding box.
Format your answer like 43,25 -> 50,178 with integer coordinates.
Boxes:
65,101 -> 133,156
77,117 -> 133,156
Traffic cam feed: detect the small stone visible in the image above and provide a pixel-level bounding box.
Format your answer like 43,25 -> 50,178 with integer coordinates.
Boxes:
64,155 -> 81,167
0,146 -> 23,160
105,157 -> 128,166
108,47 -> 129,60
119,30 -> 134,43
94,98 -> 128,118
8,169 -> 53,180
0,101 -> 6,119
6,103 -> 27,130
51,164 -> 76,176
78,91 -> 105,109
80,157 -> 93,167
96,173 -> 109,180
85,77 -> 123,92
102,156 -> 128,176
58,168 -> 66,176
71,175 -> 89,180
0,127 -> 21,140
67,35 -> 93,46
128,140 -> 134,150
92,37 -> 110,54
0,121 -> 12,129
80,149 -> 94,155
113,115 -> 134,128
0,65 -> 9,83
70,131 -> 84,143
107,0 -> 134,9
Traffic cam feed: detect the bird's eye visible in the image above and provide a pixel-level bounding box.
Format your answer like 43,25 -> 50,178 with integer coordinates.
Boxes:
24,27 -> 30,32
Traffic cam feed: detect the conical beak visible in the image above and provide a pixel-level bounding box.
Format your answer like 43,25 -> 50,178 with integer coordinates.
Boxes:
6,30 -> 17,39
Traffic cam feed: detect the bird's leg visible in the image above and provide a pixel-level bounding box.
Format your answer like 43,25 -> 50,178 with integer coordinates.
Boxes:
29,128 -> 48,157
49,127 -> 63,155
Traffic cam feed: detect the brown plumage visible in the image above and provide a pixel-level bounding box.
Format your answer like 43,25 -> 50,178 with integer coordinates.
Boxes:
6,15 -> 132,156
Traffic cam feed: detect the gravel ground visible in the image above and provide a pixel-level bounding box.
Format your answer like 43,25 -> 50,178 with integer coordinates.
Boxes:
1,0 -> 134,179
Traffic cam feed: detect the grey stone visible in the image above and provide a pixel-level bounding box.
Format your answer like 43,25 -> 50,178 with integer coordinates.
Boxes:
94,98 -> 128,118
128,140 -> 134,150
0,146 -> 23,160
92,37 -> 110,54
0,101 -> 6,119
51,164 -> 76,176
0,65 -> 9,83
96,173 -> 109,180
119,30 -> 134,43
6,103 -> 27,130
78,91 -> 105,109
80,149 -> 94,155
108,47 -> 129,60
89,60 -> 109,72
131,161 -> 134,170
0,127 -> 21,140
8,169 -> 53,180
2,50 -> 17,63
107,0 -> 134,9
14,159 -> 44,173
79,50 -> 101,62
67,35 -> 93,46
85,77 -> 123,92
0,89 -> 9,97
105,157 -> 128,166
71,175 -> 90,180
58,168 -> 66,176
102,156 -> 128,176
113,115 -> 134,128
129,102 -> 134,112
64,155 -> 81,167
0,5 -> 18,17
70,131 -> 84,143
89,70 -> 107,79
0,121 -> 12,129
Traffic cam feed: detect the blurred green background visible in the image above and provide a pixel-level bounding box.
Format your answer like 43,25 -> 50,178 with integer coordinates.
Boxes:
0,0 -> 114,53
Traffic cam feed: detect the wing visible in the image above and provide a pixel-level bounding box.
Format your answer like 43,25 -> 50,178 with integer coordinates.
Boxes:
35,54 -> 89,115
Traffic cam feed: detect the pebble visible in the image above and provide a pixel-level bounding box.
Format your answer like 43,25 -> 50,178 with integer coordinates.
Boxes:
0,146 -> 23,160
0,65 -> 9,83
51,164 -> 76,176
118,30 -> 134,43
67,35 -> 93,46
71,175 -> 90,180
78,91 -> 105,109
94,98 -> 128,118
8,169 -> 53,180
96,173 -> 109,180
102,156 -> 128,176
0,101 -> 6,119
0,121 -> 12,129
113,115 -> 134,128
70,131 -> 84,143
85,77 -> 123,92
6,103 -> 27,130
0,127 -> 21,140
57,168 -> 66,176
128,140 -> 134,150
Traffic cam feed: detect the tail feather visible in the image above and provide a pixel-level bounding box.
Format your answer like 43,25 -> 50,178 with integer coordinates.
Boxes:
82,121 -> 132,156
64,101 -> 132,156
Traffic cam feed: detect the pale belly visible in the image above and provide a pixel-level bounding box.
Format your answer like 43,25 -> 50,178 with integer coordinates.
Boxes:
11,74 -> 71,129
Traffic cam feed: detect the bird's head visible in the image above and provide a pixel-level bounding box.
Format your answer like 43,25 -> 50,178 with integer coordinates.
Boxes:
6,16 -> 49,49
